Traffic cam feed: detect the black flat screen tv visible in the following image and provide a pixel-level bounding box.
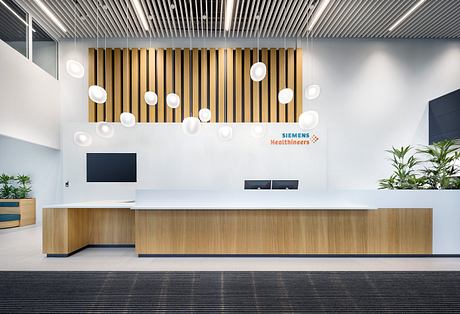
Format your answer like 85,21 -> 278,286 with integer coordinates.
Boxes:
244,180 -> 271,190
429,89 -> 460,144
86,153 -> 137,182
272,180 -> 299,190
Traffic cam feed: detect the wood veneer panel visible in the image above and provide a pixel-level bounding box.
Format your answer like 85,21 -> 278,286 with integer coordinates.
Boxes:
96,48 -> 105,122
122,49 -> 131,114
19,199 -> 35,226
218,48 -> 225,122
90,208 -> 134,244
183,48 -> 191,118
113,48 -> 122,122
131,49 -> 139,121
42,208 -> 69,254
165,48 -> 173,122
226,48 -> 234,122
139,48 -> 148,122
244,48 -> 252,122
105,49 -> 113,122
192,48 -> 199,118
261,49 -> 269,122
278,48 -> 286,122
148,48 -> 156,122
175,49 -> 182,122
252,48 -> 260,122
295,48 -> 303,121
235,48 -> 243,122
287,48 -> 295,122
157,49 -> 165,122
67,208 -> 90,253
270,48 -> 277,122
209,49 -> 217,122
201,49 -> 208,114
88,48 -> 96,122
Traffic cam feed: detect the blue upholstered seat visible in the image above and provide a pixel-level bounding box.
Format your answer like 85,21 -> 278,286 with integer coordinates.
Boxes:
0,214 -> 21,221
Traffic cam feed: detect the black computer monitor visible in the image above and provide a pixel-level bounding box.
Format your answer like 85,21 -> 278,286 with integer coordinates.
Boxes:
244,180 -> 271,190
272,180 -> 299,190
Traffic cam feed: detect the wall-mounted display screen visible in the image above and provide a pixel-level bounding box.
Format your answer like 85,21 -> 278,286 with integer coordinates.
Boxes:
429,89 -> 460,144
272,180 -> 299,190
86,153 -> 137,182
244,180 -> 271,190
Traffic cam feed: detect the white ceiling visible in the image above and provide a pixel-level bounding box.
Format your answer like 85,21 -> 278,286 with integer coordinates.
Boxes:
15,0 -> 460,40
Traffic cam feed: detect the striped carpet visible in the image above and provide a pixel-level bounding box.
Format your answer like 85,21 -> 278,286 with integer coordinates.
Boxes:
1,271 -> 460,313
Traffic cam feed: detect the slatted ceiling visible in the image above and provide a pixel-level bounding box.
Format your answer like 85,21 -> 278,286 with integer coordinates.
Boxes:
15,0 -> 460,39
148,48 -> 156,122
96,48 -> 105,122
175,49 -> 182,122
139,48 -> 147,122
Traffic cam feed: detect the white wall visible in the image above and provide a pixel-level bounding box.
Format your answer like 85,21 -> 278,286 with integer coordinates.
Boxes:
0,39 -> 60,149
58,39 -> 460,202
0,135 -> 61,223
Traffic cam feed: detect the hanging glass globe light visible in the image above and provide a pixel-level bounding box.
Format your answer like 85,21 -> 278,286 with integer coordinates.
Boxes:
144,91 -> 158,106
66,59 -> 85,78
305,84 -> 321,100
182,117 -> 201,135
250,62 -> 267,82
95,122 -> 114,138
166,93 -> 180,108
199,108 -> 211,123
120,112 -> 136,128
278,88 -> 294,104
218,125 -> 233,141
298,111 -> 319,130
73,131 -> 92,147
251,123 -> 266,139
88,85 -> 107,104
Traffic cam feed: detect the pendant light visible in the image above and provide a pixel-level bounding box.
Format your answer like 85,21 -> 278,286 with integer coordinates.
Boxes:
199,108 -> 211,123
96,122 -> 114,138
120,112 -> 136,128
182,117 -> 201,135
298,110 -> 319,130
218,125 -> 233,141
278,21 -> 293,104
305,11 -> 320,101
250,15 -> 266,82
66,0 -> 84,78
166,93 -> 180,108
88,0 -> 107,104
144,23 -> 157,106
73,131 -> 92,146
251,123 -> 266,139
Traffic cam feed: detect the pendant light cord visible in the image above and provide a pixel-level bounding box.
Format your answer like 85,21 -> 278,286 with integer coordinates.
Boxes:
96,0 -> 99,50
73,0 -> 77,49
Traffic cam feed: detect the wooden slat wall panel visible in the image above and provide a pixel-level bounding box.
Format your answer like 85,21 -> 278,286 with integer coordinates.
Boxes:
88,48 -> 96,122
175,49 -> 182,122
287,48 -> 295,122
88,47 -> 303,123
139,49 -> 147,122
226,48 -> 233,123
96,48 -> 105,122
148,48 -> 156,122
166,48 -> 174,122
113,48 -> 122,122
209,49 -> 217,122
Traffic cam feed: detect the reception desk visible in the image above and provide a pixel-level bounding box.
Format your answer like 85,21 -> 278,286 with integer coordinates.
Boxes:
41,190 -> 460,257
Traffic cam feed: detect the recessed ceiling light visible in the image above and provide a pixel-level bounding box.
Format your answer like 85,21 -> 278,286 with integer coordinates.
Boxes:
131,0 -> 149,31
388,0 -> 426,32
307,0 -> 330,32
202,14 -> 207,20
170,3 -> 175,10
35,0 -> 67,32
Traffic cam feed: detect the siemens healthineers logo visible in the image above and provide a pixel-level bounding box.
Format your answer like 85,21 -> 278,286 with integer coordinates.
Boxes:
270,132 -> 320,145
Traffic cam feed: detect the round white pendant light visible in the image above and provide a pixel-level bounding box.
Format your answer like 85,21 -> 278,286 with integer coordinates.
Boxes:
66,59 -> 85,78
305,84 -> 321,100
199,108 -> 212,123
278,88 -> 294,104
73,131 -> 92,147
95,122 -> 114,138
298,111 -> 319,130
144,91 -> 158,106
250,62 -> 267,82
218,125 -> 233,141
120,112 -> 136,128
88,85 -> 107,104
182,117 -> 201,135
251,123 -> 266,139
166,93 -> 180,108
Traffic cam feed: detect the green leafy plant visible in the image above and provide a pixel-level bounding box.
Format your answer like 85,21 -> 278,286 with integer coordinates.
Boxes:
379,146 -> 421,189
0,174 -> 33,199
15,175 -> 32,199
0,174 -> 16,199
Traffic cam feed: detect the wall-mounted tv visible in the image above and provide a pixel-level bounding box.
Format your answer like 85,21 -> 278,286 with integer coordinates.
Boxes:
86,153 -> 137,182
429,89 -> 460,144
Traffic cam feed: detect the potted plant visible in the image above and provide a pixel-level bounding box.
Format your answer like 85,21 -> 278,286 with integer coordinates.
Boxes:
0,173 -> 36,228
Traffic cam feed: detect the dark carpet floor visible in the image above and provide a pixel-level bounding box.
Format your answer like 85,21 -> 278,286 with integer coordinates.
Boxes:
1,271 -> 460,313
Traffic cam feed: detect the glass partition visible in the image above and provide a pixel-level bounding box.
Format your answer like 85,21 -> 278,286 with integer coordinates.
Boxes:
0,0 -> 28,57
32,20 -> 57,78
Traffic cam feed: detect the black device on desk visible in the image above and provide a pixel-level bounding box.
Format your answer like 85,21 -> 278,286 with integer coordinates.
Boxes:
272,180 -> 299,190
244,180 -> 271,190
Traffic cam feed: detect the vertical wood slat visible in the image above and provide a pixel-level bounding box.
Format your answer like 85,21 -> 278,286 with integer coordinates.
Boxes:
209,49 -> 217,122
192,49 -> 199,118
287,48 -> 295,122
139,49 -> 147,122
131,49 -> 139,122
88,48 -> 96,122
278,48 -> 286,123
175,49 -> 182,122
218,48 -> 225,123
252,48 -> 260,123
183,48 -> 191,118
122,48 -> 130,114
166,48 -> 173,122
201,48 -> 208,113
148,48 -> 156,122
113,48 -> 122,122
157,49 -> 165,122
244,48 -> 251,122
105,49 -> 113,122
261,49 -> 269,122
270,48 -> 278,123
295,48 -> 303,121
226,48 -> 233,123
235,48 -> 243,123
97,48 -> 105,122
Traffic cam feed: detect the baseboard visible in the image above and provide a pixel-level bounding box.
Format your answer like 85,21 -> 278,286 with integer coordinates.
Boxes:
138,253 -> 460,258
